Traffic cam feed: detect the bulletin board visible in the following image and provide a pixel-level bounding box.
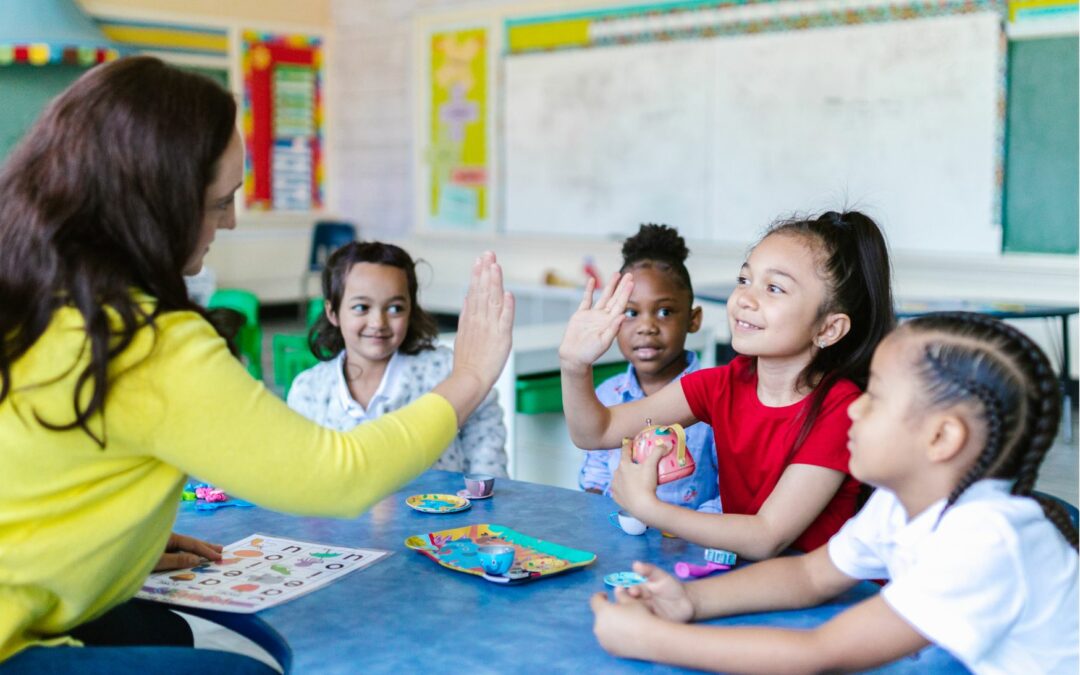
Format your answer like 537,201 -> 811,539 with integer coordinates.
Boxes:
427,27 -> 490,229
242,31 -> 325,212
1003,35 -> 1079,254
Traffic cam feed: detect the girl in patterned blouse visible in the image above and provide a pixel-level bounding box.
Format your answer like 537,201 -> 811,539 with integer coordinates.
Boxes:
288,241 -> 508,476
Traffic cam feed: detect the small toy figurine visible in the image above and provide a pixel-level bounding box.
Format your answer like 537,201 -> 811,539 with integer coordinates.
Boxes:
184,482 -> 230,503
624,419 -> 695,485
673,561 -> 731,579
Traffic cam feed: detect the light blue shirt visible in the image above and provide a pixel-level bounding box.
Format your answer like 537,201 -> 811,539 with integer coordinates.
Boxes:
578,351 -> 721,512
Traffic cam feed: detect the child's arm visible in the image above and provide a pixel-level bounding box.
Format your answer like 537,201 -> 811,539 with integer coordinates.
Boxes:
612,446 -> 845,559
592,592 -> 929,673
592,549 -> 930,673
560,274 -> 698,447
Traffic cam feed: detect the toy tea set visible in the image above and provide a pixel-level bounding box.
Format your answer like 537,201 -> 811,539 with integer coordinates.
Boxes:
609,420 -> 695,536
405,421 -> 731,585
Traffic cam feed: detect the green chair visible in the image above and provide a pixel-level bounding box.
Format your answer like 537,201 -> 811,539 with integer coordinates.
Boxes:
307,296 -> 325,328
208,289 -> 263,380
272,333 -> 319,398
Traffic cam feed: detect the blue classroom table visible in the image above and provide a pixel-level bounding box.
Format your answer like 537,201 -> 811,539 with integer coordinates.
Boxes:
175,470 -> 967,674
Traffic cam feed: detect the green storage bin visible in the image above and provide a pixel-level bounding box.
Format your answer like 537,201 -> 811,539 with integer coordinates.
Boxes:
515,361 -> 628,414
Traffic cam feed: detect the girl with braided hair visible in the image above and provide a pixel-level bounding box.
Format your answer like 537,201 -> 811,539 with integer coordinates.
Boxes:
590,312 -> 1077,674
562,211 -> 894,559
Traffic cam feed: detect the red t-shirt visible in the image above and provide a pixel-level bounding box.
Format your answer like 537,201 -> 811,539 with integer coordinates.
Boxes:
681,356 -> 861,552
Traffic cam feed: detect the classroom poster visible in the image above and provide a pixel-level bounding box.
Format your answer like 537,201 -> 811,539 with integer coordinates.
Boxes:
429,27 -> 488,229
137,534 -> 388,613
242,31 -> 325,211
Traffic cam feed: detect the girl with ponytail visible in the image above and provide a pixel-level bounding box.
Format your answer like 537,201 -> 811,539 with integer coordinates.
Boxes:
561,211 -> 895,559
590,312 -> 1077,674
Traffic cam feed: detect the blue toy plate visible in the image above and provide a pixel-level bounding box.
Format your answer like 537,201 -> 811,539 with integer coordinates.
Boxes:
604,571 -> 646,588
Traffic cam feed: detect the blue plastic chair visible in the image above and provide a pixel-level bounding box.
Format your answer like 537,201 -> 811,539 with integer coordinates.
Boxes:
299,221 -> 356,317
1033,490 -> 1079,528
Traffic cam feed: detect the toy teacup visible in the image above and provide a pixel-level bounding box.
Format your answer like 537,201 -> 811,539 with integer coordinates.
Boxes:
609,510 -> 647,536
477,545 -> 515,576
625,420 -> 695,485
464,473 -> 495,498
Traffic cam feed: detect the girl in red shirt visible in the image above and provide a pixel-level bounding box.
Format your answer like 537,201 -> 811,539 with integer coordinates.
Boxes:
559,212 -> 895,559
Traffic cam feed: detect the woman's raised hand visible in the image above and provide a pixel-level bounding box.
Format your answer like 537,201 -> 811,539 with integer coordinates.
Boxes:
436,252 -> 515,425
558,273 -> 634,373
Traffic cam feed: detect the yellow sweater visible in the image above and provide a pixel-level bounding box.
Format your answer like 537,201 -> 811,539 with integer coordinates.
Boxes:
0,304 -> 458,660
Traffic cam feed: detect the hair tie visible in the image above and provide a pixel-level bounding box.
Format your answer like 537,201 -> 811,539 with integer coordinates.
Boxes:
819,211 -> 848,228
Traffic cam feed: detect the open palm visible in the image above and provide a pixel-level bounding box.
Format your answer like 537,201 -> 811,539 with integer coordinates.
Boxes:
558,272 -> 634,370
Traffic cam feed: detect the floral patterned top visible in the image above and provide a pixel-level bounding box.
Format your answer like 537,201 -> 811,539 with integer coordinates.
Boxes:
287,346 -> 508,476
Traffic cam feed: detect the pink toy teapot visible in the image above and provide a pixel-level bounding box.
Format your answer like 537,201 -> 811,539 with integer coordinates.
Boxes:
624,419 -> 695,485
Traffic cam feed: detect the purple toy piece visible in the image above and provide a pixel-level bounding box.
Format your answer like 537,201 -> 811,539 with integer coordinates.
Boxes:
673,561 -> 731,579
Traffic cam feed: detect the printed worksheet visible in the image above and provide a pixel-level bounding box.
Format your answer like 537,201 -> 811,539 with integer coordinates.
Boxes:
137,534 -> 388,613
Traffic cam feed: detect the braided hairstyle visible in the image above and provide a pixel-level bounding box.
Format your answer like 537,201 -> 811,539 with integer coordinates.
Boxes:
764,211 -> 896,456
903,311 -> 1077,548
620,224 -> 693,301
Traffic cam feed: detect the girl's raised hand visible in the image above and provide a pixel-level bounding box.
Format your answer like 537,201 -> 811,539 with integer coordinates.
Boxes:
558,272 -> 634,373
623,561 -> 695,623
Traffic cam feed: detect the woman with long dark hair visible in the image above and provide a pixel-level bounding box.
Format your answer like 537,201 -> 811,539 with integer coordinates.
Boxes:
0,56 -> 513,669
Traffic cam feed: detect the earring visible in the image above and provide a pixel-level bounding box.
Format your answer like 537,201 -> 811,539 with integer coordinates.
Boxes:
817,340 -> 827,349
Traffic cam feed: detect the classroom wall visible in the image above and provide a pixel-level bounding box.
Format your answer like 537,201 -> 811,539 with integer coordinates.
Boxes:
326,0 -> 1078,381
329,0 -> 452,236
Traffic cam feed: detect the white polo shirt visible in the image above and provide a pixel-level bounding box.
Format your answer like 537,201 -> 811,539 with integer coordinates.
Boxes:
828,479 -> 1078,675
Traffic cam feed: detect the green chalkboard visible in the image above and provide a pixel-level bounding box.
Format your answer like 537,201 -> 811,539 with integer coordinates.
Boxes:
0,65 -> 84,162
1003,36 -> 1079,254
0,64 -> 229,166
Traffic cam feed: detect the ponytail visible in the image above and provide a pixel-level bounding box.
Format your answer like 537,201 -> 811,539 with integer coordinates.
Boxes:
765,211 -> 896,456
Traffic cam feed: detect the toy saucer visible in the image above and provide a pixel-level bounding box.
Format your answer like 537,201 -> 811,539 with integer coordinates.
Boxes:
604,571 -> 647,588
405,493 -> 471,514
456,489 -> 493,500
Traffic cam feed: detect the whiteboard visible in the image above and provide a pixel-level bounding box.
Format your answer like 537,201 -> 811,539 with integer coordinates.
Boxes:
505,40 -> 715,241
503,12 -> 1003,254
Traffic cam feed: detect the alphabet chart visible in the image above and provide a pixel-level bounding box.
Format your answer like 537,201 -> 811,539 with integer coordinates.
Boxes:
137,534 -> 389,613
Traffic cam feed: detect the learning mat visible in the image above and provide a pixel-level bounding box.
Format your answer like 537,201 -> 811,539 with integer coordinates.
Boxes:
136,534 -> 389,613
404,524 -> 595,584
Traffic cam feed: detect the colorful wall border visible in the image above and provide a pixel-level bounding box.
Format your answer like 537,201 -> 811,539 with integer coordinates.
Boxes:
0,44 -> 118,66
96,19 -> 228,58
242,31 -> 325,212
505,0 -> 1007,54
1009,0 -> 1079,21
428,27 -> 489,229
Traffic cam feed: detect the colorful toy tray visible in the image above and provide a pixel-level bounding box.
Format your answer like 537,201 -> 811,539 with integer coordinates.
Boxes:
404,524 -> 596,584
